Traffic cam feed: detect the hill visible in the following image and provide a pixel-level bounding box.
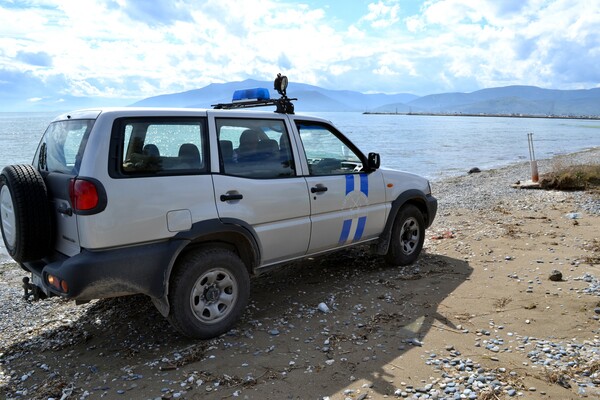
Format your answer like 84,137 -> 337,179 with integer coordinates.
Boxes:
133,81 -> 600,117
383,86 -> 600,117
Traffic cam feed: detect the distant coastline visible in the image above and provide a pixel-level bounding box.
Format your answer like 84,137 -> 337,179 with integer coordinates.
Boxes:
363,111 -> 600,120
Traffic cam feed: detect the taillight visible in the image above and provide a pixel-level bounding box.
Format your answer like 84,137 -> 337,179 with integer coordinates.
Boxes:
69,178 -> 99,211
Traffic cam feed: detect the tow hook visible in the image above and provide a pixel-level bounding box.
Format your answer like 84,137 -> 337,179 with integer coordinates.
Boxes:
22,277 -> 46,301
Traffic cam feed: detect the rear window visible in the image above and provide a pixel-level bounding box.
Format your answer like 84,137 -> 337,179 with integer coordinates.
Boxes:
35,119 -> 95,174
110,117 -> 208,177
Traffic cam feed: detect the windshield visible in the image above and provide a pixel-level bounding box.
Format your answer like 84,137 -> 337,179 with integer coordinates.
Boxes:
34,119 -> 95,174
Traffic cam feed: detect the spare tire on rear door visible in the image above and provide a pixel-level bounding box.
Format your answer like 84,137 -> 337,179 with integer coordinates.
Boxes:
0,164 -> 52,263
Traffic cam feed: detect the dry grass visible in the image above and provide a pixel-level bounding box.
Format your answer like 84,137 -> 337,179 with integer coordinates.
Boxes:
494,297 -> 512,309
582,239 -> 600,265
543,369 -> 572,389
539,163 -> 600,191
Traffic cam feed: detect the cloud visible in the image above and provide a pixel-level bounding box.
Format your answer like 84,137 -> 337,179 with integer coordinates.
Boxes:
361,1 -> 401,28
16,51 -> 53,67
0,0 -> 599,111
109,0 -> 193,26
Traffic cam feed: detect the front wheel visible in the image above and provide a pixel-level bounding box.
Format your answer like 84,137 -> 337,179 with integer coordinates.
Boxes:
167,248 -> 250,339
385,204 -> 425,266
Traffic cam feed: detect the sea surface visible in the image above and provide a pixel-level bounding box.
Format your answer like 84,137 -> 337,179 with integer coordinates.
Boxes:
1,111 -> 599,262
1,111 -> 599,180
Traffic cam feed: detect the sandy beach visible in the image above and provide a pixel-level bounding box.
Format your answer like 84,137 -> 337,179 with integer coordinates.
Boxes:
1,148 -> 599,400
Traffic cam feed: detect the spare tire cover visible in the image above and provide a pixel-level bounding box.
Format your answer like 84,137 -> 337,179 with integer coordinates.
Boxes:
0,164 -> 52,263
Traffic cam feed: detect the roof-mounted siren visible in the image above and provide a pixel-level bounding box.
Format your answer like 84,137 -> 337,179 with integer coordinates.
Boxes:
232,87 -> 270,102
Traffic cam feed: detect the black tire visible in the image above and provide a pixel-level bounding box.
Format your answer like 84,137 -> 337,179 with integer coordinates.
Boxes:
0,165 -> 52,263
167,248 -> 250,339
385,204 -> 425,266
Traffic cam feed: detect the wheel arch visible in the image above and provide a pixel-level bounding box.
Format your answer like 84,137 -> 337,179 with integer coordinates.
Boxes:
375,189 -> 434,255
152,218 -> 260,317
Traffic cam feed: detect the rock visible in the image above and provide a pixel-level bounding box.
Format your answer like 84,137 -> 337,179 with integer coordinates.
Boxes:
549,270 -> 563,281
468,167 -> 481,174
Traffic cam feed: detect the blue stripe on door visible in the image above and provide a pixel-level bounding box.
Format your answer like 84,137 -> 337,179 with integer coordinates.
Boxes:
353,216 -> 367,242
360,174 -> 368,196
345,174 -> 354,195
339,219 -> 352,244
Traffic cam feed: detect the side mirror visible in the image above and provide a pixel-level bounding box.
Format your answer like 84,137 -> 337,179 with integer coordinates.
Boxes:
367,152 -> 380,170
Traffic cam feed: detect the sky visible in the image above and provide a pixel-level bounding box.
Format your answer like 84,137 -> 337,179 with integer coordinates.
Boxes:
1,0 -> 599,110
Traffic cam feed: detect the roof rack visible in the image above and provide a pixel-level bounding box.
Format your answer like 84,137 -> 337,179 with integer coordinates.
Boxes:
212,73 -> 296,114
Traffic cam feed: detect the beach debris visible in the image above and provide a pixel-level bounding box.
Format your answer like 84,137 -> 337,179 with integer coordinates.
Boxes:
511,180 -> 541,189
431,230 -> 455,240
528,132 -> 539,182
317,302 -> 330,313
565,212 -> 582,219
468,167 -> 481,174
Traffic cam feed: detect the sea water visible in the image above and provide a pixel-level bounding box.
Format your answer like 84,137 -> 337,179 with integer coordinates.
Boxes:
313,112 -> 600,180
0,111 -> 599,262
1,111 -> 598,180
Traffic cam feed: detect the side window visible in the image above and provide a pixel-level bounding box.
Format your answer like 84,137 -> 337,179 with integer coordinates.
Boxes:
296,122 -> 363,176
216,118 -> 295,179
117,118 -> 207,175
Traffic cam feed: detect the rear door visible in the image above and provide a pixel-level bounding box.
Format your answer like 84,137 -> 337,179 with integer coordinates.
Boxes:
210,115 -> 311,266
34,115 -> 97,256
78,115 -> 216,250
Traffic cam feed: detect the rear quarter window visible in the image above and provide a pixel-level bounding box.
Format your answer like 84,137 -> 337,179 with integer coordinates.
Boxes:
110,117 -> 209,177
35,119 -> 94,174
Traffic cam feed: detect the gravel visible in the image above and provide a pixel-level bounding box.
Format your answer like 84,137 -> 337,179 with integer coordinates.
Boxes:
0,147 -> 598,399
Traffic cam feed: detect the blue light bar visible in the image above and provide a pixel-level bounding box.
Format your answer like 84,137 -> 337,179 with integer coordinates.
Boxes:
232,88 -> 270,102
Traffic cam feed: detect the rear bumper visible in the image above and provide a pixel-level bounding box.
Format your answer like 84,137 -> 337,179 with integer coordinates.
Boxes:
22,240 -> 185,300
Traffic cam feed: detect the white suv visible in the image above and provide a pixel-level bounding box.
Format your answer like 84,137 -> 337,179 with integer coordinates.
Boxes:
0,76 -> 437,339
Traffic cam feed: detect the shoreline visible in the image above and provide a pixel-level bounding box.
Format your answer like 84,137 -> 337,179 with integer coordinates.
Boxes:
429,146 -> 600,182
430,146 -> 600,211
364,111 -> 600,120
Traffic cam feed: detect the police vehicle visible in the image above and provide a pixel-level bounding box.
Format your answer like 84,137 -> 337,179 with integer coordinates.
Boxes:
0,74 -> 437,338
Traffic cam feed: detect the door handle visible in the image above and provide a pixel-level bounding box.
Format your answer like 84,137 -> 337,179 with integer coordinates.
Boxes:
220,193 -> 243,202
310,185 -> 328,193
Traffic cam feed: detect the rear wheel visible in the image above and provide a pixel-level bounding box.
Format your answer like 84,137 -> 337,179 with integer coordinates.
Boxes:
167,248 -> 250,339
385,204 -> 425,266
0,165 -> 52,263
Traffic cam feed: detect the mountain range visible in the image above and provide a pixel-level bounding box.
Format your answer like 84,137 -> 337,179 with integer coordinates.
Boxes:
132,79 -> 600,117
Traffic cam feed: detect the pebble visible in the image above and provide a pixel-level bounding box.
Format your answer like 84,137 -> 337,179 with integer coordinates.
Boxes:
549,269 -> 563,281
